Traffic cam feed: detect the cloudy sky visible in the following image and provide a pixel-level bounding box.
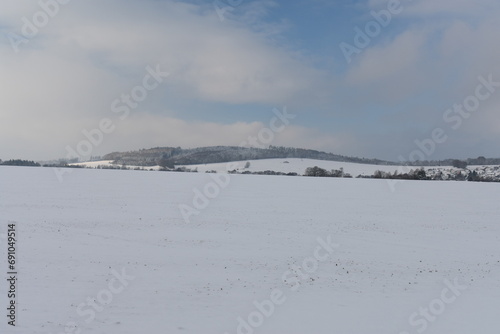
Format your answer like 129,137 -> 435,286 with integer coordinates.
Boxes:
1,0 -> 499,161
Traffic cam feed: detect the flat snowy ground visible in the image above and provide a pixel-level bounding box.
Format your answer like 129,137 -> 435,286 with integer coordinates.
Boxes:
180,158 -> 402,176
1,166 -> 500,334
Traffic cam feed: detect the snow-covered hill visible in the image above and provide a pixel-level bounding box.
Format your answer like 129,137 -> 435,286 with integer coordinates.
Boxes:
71,158 -> 500,181
70,158 -> 392,176
179,158 -> 394,176
1,166 -> 500,333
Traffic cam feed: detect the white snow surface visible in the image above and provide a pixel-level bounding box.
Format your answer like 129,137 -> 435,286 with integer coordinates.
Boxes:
1,166 -> 500,333
180,158 -> 397,176
70,160 -> 162,171
72,158 -> 500,181
70,158 -> 390,175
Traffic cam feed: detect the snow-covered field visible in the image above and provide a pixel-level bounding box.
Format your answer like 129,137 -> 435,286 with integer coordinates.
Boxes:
180,158 -> 397,176
71,158 -> 500,181
183,158 -> 500,181
70,158 -> 391,175
70,160 -> 162,171
1,166 -> 500,333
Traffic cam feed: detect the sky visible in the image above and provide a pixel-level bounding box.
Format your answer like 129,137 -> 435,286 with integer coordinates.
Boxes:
1,0 -> 499,162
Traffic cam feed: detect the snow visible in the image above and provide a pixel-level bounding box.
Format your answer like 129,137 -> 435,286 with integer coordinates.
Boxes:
69,160 -> 162,171
180,158 -> 399,176
69,160 -> 115,167
71,158 -> 500,181
69,157 -> 391,176
1,166 -> 500,333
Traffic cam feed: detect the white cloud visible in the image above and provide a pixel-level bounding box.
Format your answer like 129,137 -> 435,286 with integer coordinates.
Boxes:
346,30 -> 426,85
1,0 -> 500,161
47,0 -> 321,104
344,29 -> 428,104
0,0 -> 326,160
112,114 -> 348,152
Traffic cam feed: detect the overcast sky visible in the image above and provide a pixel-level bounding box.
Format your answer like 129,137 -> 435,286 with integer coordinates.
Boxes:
1,0 -> 499,161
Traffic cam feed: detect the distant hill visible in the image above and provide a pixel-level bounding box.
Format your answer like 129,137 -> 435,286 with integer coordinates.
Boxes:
103,147 -> 178,166
102,146 -> 396,167
101,146 -> 500,168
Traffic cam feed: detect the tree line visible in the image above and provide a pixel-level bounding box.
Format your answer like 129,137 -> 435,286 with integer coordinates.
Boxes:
0,159 -> 41,167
